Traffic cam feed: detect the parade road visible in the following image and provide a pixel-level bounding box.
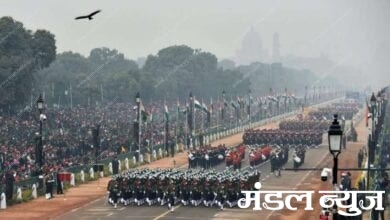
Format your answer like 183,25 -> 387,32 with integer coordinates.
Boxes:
57,100 -> 351,220
57,141 -> 333,220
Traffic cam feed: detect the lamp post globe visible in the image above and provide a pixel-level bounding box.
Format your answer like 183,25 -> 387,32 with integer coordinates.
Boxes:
135,92 -> 140,104
328,114 -> 343,155
36,94 -> 45,168
37,94 -> 44,113
370,92 -> 377,112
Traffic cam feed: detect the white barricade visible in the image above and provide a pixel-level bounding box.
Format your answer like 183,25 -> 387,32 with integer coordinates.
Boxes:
16,187 -> 22,201
0,192 -> 6,209
125,158 -> 129,170
80,170 -> 85,183
70,173 -> 75,186
108,162 -> 113,174
32,184 -> 37,199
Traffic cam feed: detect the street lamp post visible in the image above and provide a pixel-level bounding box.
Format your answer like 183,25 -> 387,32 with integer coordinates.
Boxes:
370,93 -> 377,137
222,90 -> 226,129
248,89 -> 251,129
368,92 -> 377,190
328,114 -> 343,220
36,94 -> 44,168
135,92 -> 141,163
305,85 -> 308,107
189,92 -> 194,136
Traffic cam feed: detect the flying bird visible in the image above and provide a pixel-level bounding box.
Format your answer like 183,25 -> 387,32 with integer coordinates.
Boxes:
75,10 -> 101,20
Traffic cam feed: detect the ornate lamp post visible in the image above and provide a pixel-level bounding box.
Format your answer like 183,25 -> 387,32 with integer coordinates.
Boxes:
367,92 -> 377,190
328,114 -> 343,220
135,92 -> 141,162
36,94 -> 44,168
248,89 -> 251,129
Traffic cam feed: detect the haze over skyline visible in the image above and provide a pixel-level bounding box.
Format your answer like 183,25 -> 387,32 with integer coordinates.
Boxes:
1,0 -> 389,88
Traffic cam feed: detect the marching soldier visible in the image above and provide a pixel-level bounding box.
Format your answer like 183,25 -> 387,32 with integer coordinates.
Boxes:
44,171 -> 55,199
56,172 -> 63,195
358,148 -> 364,168
167,179 -> 176,212
110,181 -> 120,208
112,156 -> 119,175
106,168 -> 261,209
270,152 -> 277,173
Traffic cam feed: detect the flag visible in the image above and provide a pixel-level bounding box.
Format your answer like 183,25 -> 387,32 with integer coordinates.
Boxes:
194,99 -> 201,109
237,96 -> 242,108
268,96 -> 277,102
164,102 -> 169,122
149,107 -> 154,122
210,97 -> 213,114
194,98 -> 208,113
231,101 -> 237,109
201,102 -> 208,113
140,101 -> 149,122
180,101 -> 188,113
177,99 -> 180,112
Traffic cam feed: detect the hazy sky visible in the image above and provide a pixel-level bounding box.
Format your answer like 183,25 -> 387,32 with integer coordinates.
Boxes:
1,0 -> 389,88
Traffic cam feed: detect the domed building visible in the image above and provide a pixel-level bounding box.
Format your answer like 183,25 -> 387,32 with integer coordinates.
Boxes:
235,27 -> 268,65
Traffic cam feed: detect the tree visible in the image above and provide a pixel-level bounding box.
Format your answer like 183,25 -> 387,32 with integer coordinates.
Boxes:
0,17 -> 56,109
218,59 -> 236,70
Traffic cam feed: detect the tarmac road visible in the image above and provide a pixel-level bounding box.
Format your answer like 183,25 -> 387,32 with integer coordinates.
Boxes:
58,143 -> 332,220
57,99 -> 347,220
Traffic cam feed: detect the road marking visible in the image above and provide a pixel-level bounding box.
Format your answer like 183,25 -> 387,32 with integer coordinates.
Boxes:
119,207 -> 125,211
300,182 -> 312,185
106,212 -> 113,217
85,208 -> 114,212
222,208 -> 258,213
152,204 -> 182,220
265,149 -> 329,220
175,217 -> 226,219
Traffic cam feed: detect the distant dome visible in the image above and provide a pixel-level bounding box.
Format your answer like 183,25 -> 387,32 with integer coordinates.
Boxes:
241,27 -> 263,51
235,27 -> 267,65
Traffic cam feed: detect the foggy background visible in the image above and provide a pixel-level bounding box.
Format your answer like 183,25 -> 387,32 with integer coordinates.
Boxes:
1,0 -> 389,89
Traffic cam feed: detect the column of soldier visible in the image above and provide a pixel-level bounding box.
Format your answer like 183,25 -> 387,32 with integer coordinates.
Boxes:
187,144 -> 248,171
243,125 -> 323,173
308,103 -> 360,120
106,168 -> 260,211
187,144 -> 227,169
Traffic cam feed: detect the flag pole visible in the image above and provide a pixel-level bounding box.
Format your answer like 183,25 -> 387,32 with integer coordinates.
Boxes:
193,95 -> 196,147
201,97 -> 204,134
164,99 -> 167,156
185,100 -> 188,149
176,98 -> 179,155
216,96 -> 219,137
210,96 -> 213,137
135,92 -> 141,163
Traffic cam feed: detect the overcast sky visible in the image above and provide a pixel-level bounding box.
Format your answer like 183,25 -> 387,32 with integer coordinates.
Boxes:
1,0 -> 389,88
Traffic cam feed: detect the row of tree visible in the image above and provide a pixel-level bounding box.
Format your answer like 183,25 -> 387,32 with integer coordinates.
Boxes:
0,16 -> 335,112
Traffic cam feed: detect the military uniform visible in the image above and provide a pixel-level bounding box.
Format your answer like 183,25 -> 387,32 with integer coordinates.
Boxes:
106,168 -> 260,209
